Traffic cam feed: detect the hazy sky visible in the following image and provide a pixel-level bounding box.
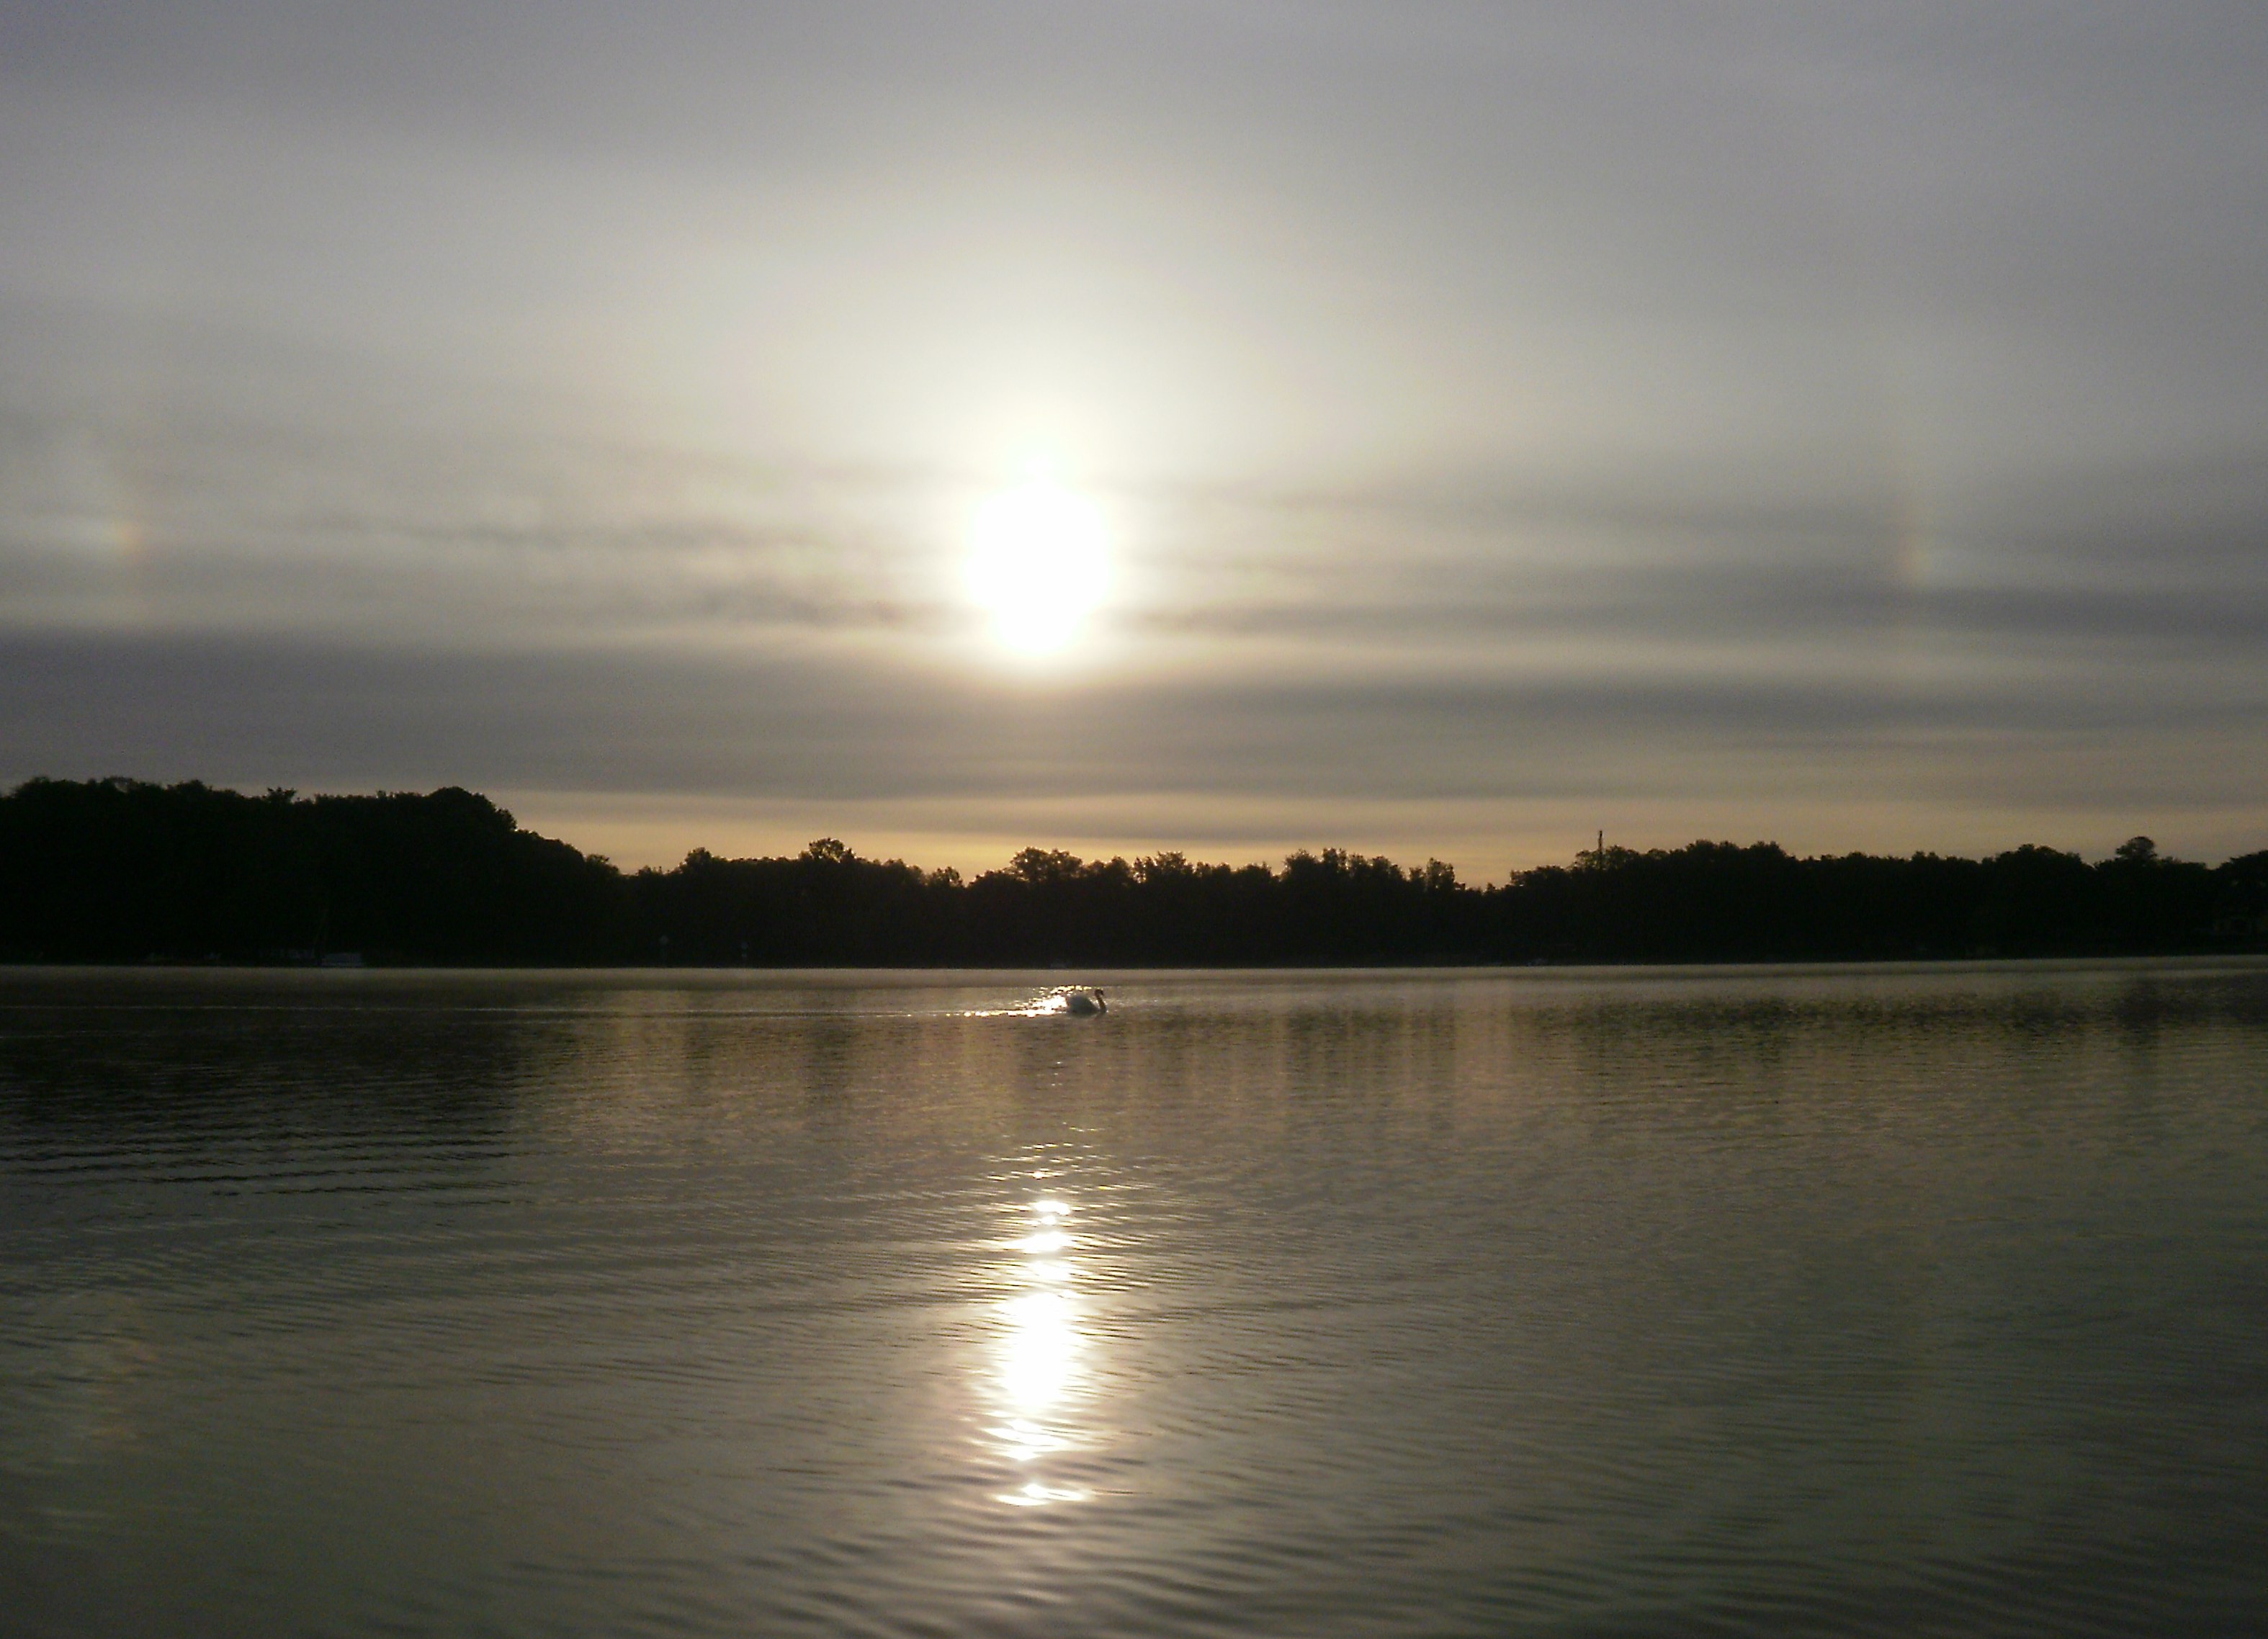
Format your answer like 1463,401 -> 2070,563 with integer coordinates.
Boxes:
4,1 -> 2264,872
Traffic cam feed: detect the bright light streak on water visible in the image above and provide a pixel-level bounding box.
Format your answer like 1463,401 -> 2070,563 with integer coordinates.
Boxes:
989,1191 -> 1085,1508
2,961 -> 2266,1636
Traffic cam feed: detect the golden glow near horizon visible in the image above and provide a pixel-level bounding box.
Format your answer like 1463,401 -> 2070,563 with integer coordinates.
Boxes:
966,474 -> 1110,654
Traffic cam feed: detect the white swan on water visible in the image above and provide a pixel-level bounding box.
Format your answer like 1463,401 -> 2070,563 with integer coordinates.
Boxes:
1062,988 -> 1107,1016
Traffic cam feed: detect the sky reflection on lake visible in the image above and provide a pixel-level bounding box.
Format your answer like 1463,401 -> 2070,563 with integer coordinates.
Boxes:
2,961 -> 2265,1636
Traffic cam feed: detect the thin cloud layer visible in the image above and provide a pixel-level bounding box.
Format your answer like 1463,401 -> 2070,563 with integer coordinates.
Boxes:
2,1 -> 2264,867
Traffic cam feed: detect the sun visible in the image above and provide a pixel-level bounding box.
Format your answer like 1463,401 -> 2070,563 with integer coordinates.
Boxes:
966,478 -> 1109,653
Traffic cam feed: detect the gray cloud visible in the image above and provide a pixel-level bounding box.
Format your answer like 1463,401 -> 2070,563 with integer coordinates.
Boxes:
2,1 -> 2264,864
5,624 -> 2257,807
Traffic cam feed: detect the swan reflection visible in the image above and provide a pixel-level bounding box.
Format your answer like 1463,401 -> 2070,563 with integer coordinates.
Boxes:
986,1190 -> 1090,1506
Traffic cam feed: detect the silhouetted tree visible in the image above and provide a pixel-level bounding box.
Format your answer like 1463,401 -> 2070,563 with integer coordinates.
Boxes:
2,776 -> 2259,966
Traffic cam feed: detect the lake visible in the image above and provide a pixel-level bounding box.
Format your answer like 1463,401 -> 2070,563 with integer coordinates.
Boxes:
3,961 -> 2265,1637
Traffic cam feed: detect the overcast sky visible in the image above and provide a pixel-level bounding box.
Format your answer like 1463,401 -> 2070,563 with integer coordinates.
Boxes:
3,1 -> 2264,872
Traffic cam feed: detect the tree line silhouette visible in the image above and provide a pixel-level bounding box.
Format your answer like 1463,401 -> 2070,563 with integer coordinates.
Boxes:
3,777 -> 2263,966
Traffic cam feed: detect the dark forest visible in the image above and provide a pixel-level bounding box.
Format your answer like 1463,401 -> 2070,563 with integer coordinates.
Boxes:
4,777 -> 2264,966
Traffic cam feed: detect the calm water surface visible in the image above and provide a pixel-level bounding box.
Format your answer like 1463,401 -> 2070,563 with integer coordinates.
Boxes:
3,962 -> 2265,1637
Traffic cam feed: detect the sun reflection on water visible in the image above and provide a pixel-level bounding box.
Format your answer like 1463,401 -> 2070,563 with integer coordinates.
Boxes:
986,1189 -> 1091,1507
1000,1480 -> 1087,1508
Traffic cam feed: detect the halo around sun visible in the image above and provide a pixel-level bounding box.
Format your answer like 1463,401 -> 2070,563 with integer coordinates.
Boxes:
967,479 -> 1110,653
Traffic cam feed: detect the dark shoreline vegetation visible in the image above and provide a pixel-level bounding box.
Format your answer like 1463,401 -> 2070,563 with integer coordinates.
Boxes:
4,777 -> 2265,968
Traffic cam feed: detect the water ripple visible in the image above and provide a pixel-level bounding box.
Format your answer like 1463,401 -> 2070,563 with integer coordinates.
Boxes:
1,961 -> 2265,1635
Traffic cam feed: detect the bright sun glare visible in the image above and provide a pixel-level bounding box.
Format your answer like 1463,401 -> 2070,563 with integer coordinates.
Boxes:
967,478 -> 1109,652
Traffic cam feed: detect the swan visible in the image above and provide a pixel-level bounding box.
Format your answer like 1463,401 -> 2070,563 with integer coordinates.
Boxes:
1063,988 -> 1107,1016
